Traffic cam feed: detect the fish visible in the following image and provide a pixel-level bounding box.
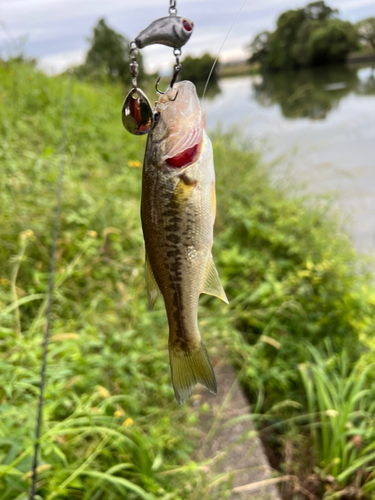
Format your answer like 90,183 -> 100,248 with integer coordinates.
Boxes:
135,16 -> 194,49
141,81 -> 228,405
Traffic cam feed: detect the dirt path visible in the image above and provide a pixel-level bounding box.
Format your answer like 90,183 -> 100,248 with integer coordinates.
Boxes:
194,362 -> 282,499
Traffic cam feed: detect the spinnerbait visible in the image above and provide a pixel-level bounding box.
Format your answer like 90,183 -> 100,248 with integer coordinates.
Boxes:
122,0 -> 194,136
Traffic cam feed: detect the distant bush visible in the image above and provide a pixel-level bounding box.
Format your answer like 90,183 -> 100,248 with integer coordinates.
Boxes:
179,53 -> 217,84
249,1 -> 358,71
357,17 -> 375,52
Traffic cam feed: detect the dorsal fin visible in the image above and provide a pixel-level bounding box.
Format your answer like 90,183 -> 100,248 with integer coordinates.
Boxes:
201,255 -> 228,304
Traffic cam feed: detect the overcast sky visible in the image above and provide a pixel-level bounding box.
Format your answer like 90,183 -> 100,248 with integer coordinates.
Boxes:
1,0 -> 375,74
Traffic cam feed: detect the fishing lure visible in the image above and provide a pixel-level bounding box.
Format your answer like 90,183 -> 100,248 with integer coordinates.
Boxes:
122,0 -> 194,136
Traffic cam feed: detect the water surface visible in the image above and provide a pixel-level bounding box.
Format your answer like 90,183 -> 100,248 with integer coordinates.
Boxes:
204,65 -> 375,253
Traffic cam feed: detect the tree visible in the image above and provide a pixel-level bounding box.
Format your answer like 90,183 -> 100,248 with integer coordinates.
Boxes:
248,32 -> 270,65
79,18 -> 144,84
307,19 -> 358,65
177,53 -> 220,97
357,17 -> 375,51
248,1 -> 358,71
303,1 -> 337,21
180,53 -> 217,84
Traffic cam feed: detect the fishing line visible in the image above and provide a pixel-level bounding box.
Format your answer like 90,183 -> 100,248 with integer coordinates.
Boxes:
30,72 -> 72,500
202,0 -> 248,100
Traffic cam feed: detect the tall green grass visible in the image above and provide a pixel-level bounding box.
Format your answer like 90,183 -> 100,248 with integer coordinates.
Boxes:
299,344 -> 375,493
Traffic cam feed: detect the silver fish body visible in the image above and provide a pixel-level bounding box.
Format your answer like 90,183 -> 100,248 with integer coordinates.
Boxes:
141,81 -> 228,405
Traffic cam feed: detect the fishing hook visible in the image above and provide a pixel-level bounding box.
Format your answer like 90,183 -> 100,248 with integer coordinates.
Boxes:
155,76 -> 179,101
155,54 -> 181,99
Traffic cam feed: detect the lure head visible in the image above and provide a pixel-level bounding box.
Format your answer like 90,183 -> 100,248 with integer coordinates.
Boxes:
135,16 -> 194,49
149,81 -> 205,169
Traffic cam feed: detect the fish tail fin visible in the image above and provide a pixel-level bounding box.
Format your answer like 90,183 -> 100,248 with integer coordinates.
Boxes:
169,339 -> 217,405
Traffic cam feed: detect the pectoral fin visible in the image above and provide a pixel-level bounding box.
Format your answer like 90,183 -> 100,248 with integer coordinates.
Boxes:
145,254 -> 161,310
201,256 -> 229,304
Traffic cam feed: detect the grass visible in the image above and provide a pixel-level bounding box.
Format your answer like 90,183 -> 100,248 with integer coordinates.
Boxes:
1,60 -> 375,499
298,344 -> 375,497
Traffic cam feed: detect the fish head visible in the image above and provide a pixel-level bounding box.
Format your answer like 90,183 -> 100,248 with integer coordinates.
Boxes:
149,81 -> 206,170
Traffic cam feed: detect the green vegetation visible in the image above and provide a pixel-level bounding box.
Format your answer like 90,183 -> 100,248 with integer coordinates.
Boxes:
299,344 -> 375,491
249,1 -> 358,71
179,53 -> 220,97
357,18 -> 375,53
1,61 -> 375,499
75,18 -> 145,85
180,53 -> 217,83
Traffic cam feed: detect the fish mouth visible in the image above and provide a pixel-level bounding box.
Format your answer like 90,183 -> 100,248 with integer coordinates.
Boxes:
155,81 -> 205,169
166,142 -> 200,168
164,125 -> 203,169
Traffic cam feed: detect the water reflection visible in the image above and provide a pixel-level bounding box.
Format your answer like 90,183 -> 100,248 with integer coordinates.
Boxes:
203,65 -> 375,252
356,66 -> 375,95
252,65 -> 375,120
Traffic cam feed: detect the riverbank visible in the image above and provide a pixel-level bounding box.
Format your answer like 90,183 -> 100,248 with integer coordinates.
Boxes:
219,51 -> 375,78
1,62 -> 375,499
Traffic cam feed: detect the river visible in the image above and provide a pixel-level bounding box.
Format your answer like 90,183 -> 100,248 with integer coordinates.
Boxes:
203,64 -> 375,254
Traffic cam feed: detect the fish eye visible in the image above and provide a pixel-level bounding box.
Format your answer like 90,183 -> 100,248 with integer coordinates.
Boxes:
153,112 -> 160,127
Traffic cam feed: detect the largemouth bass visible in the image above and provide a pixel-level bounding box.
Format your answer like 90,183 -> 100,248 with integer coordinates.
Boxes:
141,81 -> 228,405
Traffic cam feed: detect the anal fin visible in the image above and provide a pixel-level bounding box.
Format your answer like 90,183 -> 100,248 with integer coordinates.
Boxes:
145,254 -> 161,310
201,256 -> 229,304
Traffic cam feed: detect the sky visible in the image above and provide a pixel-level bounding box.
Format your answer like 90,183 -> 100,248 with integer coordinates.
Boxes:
1,0 -> 375,74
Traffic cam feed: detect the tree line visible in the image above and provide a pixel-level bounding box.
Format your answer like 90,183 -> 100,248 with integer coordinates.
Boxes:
249,1 -> 375,72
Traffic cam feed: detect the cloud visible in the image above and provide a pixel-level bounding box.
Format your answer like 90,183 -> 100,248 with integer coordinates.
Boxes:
39,50 -> 85,74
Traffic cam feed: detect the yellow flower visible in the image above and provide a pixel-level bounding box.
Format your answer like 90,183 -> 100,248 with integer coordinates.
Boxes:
114,410 -> 123,418
97,385 -> 111,398
128,160 -> 142,168
87,230 -> 98,238
123,418 -> 134,427
0,277 -> 9,286
326,409 -> 338,418
20,229 -> 34,242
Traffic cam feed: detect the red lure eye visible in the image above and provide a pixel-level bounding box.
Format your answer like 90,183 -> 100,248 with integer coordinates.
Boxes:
183,20 -> 193,31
